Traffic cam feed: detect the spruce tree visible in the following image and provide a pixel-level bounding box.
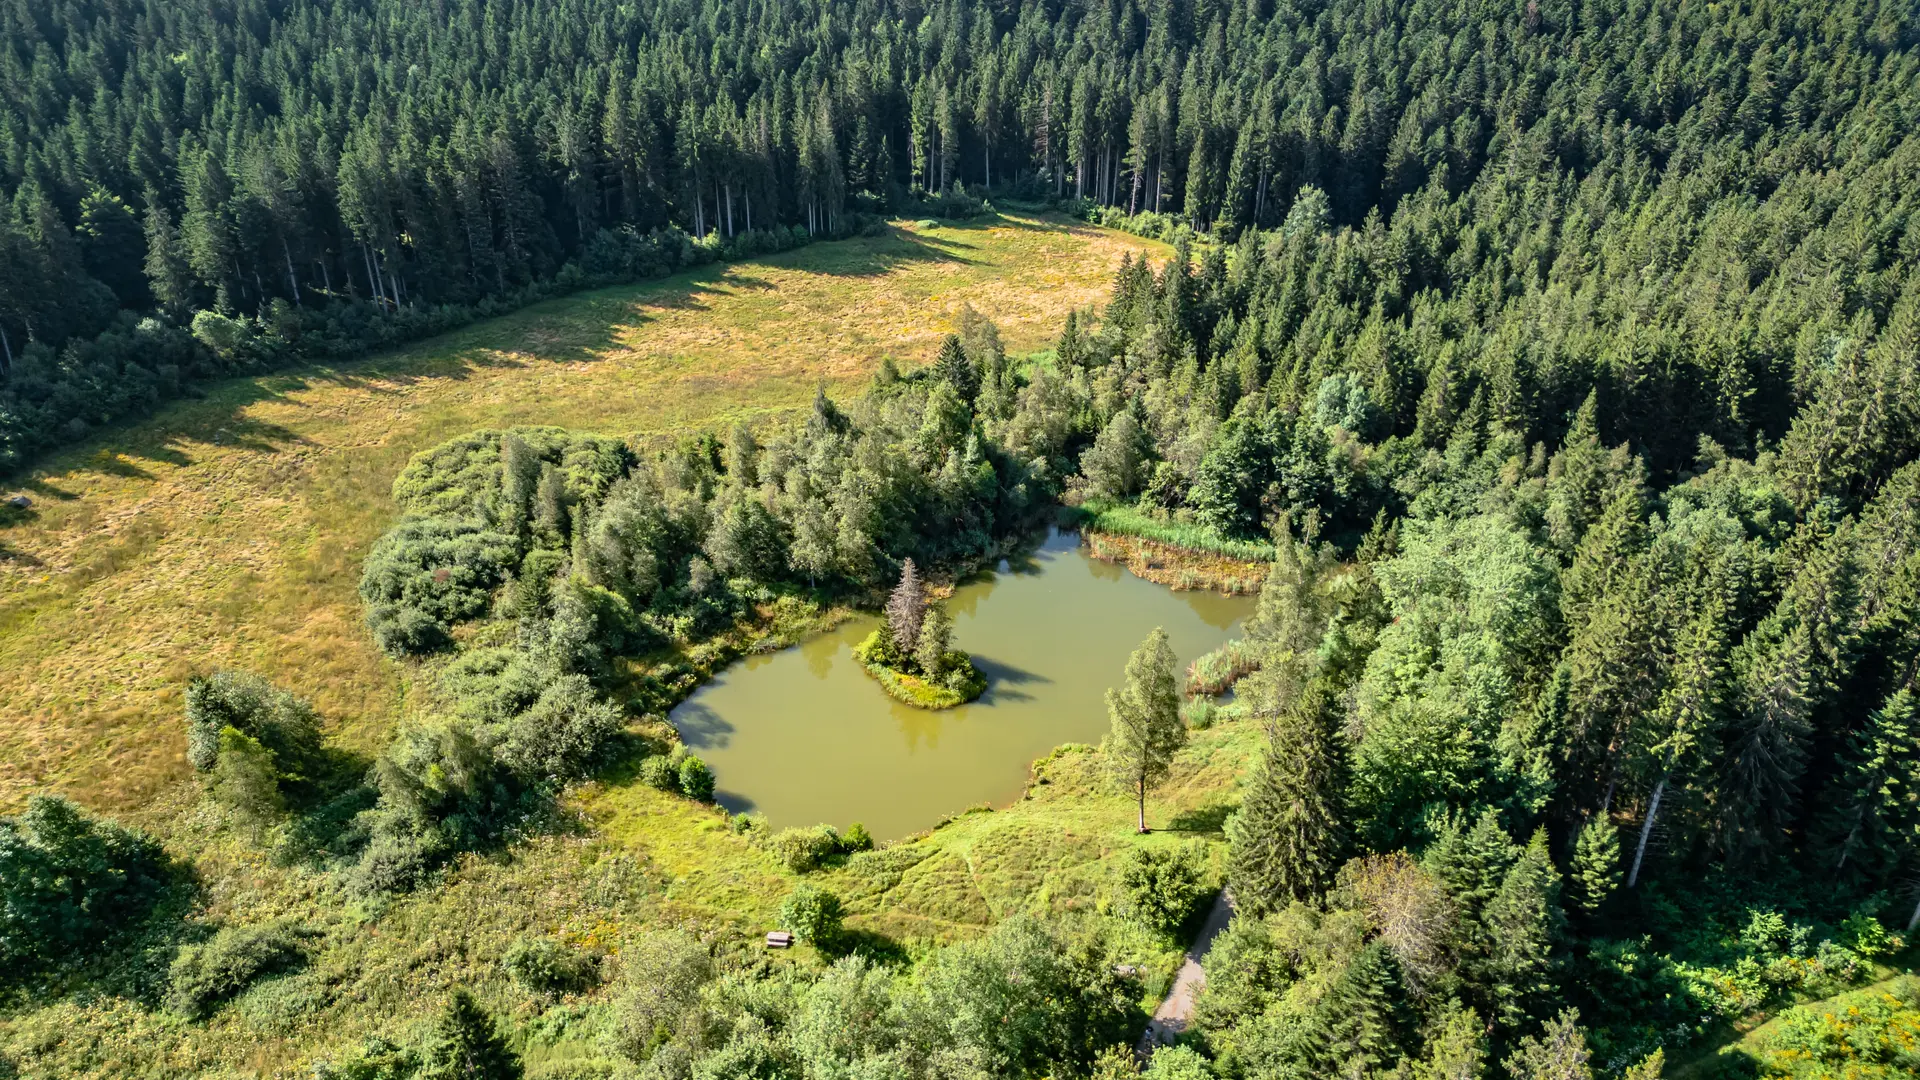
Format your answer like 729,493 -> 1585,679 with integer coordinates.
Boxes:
1480,829 -> 1562,1031
1567,819 -> 1620,919
423,990 -> 522,1080
916,605 -> 954,678
886,559 -> 926,656
1818,687 -> 1920,881
1718,614 -> 1814,866
1415,1002 -> 1488,1080
1227,677 -> 1347,914
1424,810 -> 1520,923
1107,628 -> 1183,833
935,334 -> 978,403
1316,944 -> 1410,1076
1502,1010 -> 1593,1080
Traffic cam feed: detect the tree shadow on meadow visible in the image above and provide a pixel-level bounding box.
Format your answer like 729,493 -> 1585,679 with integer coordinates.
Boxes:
1164,801 -> 1236,836
9,216 -> 1068,491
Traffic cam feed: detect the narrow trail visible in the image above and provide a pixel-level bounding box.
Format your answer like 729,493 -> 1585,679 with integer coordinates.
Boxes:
1141,889 -> 1237,1054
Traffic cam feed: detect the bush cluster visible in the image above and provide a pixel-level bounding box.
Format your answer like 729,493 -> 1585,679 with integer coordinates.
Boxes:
166,924 -> 305,1019
778,884 -> 846,947
852,628 -> 986,710
1115,845 -> 1212,938
767,823 -> 873,874
0,796 -> 168,978
501,935 -> 602,997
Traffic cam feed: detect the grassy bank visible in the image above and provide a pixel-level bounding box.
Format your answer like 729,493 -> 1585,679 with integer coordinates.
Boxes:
0,213 -> 1163,817
1074,500 -> 1273,596
1072,499 -> 1275,563
0,690 -> 1260,1077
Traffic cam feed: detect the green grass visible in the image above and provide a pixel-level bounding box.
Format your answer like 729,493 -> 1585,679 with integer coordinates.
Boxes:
0,212 -> 1164,817
1667,966 -> 1920,1080
1074,499 -> 1277,562
0,213 -> 1212,1077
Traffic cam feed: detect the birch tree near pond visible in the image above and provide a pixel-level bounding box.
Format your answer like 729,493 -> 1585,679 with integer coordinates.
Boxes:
1107,628 -> 1183,833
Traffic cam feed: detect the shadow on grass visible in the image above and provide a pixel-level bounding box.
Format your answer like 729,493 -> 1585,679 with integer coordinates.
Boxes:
12,215 -> 1066,485
1164,801 -> 1235,835
832,927 -> 912,967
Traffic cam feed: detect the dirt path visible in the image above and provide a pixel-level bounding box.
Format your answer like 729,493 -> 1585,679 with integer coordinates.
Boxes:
1142,889 -> 1238,1053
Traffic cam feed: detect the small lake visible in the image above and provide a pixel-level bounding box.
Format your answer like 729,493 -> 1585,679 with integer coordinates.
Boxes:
671,528 -> 1255,838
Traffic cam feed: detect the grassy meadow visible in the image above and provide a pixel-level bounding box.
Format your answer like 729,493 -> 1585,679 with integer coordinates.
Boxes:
0,213 -> 1162,818
0,211 -> 1242,1076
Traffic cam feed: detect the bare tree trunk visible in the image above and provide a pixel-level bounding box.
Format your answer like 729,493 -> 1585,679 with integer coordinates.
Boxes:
1908,888 -> 1920,933
282,238 -> 301,304
1137,781 -> 1147,834
363,243 -> 381,308
1628,774 -> 1667,888
1,324 -> 13,377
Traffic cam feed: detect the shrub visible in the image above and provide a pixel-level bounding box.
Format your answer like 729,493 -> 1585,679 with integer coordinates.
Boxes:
495,674 -> 625,782
367,601 -> 453,655
779,884 -> 845,947
166,924 -> 304,1019
677,755 -> 716,802
344,824 -> 445,898
502,935 -> 601,996
1117,845 -> 1210,937
771,825 -> 845,873
1186,639 -> 1260,697
841,822 -> 874,853
358,517 -> 518,656
0,796 -> 167,975
1144,1045 -> 1215,1079
1181,698 -> 1220,731
1757,975 -> 1920,1079
184,670 -> 325,782
208,726 -> 286,828
640,755 -> 681,793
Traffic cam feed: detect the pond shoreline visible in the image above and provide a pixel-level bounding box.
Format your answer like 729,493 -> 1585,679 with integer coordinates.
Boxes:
665,526 -> 1257,838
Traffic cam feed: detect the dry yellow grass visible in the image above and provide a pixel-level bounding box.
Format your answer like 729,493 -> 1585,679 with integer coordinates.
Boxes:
0,213 -> 1162,815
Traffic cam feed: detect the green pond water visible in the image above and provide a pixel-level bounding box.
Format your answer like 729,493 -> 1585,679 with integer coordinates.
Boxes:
671,528 -> 1256,839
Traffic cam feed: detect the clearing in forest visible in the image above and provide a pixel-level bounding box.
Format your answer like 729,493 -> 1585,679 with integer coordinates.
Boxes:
0,213 -> 1161,815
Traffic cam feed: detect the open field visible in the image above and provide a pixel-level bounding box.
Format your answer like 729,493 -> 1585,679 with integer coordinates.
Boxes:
0,214 -> 1163,817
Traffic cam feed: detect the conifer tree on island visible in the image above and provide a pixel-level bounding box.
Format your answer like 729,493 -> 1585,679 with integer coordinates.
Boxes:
886,558 -> 926,654
1106,628 -> 1183,833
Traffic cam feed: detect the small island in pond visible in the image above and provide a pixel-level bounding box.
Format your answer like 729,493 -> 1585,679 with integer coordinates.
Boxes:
854,559 -> 986,709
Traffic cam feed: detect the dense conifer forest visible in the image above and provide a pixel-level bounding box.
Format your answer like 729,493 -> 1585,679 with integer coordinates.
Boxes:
5,0 -> 1920,1077
5,0 -> 1915,469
